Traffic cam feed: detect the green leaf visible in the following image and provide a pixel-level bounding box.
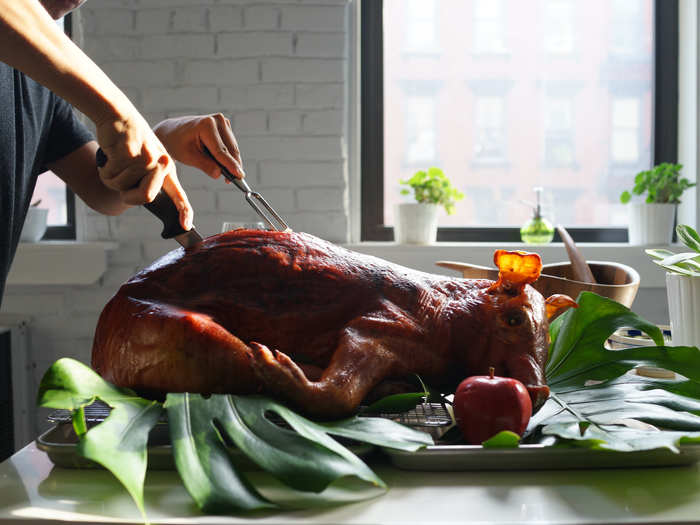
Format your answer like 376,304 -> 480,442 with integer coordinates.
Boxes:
546,292 -> 667,385
647,247 -> 700,274
533,294 -> 700,452
165,394 -> 432,511
482,431 -> 521,448
37,358 -> 162,521
165,394 -> 272,513
398,166 -> 464,213
677,224 -> 700,253
659,252 -> 700,268
364,392 -> 427,413
623,163 -> 694,204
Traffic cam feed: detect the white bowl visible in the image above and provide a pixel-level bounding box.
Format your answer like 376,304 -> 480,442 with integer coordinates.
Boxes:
20,208 -> 48,242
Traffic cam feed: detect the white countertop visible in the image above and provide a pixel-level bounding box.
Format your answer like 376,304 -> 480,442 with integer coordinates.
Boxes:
3,442 -> 700,524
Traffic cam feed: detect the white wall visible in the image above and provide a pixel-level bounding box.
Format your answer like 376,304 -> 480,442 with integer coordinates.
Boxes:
2,0 -> 352,435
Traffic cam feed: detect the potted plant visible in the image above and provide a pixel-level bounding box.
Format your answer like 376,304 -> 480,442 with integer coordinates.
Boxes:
646,224 -> 700,347
620,162 -> 695,245
396,167 -> 464,244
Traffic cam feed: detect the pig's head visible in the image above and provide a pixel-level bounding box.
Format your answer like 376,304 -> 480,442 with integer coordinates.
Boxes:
451,250 -> 576,410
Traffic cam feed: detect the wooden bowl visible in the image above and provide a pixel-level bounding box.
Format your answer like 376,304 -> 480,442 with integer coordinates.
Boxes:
435,260 -> 640,308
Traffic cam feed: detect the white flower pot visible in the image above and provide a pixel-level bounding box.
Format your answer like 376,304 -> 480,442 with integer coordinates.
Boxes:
666,272 -> 700,347
394,203 -> 439,244
627,202 -> 676,245
20,207 -> 48,242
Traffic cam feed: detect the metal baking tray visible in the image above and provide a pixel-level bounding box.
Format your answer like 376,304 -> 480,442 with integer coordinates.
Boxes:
37,410 -> 376,471
383,443 -> 700,471
43,400 -> 700,472
36,422 -> 178,470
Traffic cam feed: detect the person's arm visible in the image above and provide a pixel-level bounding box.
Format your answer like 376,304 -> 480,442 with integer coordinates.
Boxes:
45,141 -> 129,216
47,116 -> 245,216
0,0 -> 192,229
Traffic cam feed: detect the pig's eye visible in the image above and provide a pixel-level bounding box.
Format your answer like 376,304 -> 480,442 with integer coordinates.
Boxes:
505,311 -> 524,326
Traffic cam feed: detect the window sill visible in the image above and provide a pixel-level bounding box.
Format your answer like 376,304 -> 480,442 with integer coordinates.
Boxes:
6,241 -> 118,286
344,241 -> 670,288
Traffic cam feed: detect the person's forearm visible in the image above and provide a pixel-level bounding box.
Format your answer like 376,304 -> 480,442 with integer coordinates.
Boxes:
0,0 -> 133,126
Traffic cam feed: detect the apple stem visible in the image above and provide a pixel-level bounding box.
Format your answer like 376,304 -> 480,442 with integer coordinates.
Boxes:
489,366 -> 495,379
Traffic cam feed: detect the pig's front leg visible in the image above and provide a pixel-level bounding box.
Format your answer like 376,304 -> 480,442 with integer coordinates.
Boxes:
249,318 -> 410,418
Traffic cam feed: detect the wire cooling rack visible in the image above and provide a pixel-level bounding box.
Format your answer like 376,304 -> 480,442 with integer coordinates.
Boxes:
48,398 -> 455,440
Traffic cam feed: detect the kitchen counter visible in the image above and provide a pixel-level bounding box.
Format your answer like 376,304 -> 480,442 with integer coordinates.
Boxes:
2,442 -> 700,524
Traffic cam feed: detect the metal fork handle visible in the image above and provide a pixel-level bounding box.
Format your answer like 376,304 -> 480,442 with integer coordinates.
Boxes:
246,192 -> 290,231
203,147 -> 290,231
231,176 -> 253,194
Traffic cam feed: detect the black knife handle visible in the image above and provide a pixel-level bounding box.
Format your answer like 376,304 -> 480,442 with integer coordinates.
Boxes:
96,147 -> 187,240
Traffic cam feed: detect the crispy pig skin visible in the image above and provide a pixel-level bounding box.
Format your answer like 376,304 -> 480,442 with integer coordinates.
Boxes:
92,230 -> 551,417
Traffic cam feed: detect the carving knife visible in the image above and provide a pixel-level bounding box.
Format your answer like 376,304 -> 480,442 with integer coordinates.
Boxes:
96,148 -> 203,249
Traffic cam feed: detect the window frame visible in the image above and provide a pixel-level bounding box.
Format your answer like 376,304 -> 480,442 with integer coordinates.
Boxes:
42,12 -> 77,241
360,0 -> 679,243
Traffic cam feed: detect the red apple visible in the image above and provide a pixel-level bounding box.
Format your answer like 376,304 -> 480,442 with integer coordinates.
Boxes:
453,367 -> 532,445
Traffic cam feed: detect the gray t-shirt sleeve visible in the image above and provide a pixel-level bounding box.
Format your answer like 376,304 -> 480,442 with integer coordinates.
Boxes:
42,94 -> 94,168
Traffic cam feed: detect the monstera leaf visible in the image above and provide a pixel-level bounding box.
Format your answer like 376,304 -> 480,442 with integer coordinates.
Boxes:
37,358 -> 162,520
165,393 -> 431,513
528,292 -> 700,451
37,361 -> 432,517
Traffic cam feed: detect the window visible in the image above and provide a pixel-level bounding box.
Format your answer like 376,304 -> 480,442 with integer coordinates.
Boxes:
611,0 -> 646,59
30,13 -> 76,240
542,0 -> 575,55
404,95 -> 437,166
543,96 -> 575,167
403,0 -> 439,54
473,96 -> 506,162
473,0 -> 507,55
611,97 -> 641,164
361,0 -> 676,242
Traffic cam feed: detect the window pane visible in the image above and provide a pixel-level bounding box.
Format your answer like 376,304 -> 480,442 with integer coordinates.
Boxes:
33,172 -> 67,225
404,0 -> 438,52
382,0 -> 653,229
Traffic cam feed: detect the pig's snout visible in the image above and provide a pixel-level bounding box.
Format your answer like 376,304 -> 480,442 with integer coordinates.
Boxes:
502,353 -> 550,410
526,384 -> 550,410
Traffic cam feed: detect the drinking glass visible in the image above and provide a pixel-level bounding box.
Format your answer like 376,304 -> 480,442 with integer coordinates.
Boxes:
221,221 -> 266,233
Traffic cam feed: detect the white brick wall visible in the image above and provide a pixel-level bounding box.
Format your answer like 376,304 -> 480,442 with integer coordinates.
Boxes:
3,0 -> 351,434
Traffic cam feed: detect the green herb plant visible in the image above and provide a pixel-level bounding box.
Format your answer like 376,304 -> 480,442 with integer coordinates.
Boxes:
646,224 -> 700,276
620,162 -> 695,204
400,167 -> 464,215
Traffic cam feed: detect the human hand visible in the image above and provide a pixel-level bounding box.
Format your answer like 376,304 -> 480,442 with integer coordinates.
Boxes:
95,112 -> 193,230
153,113 -> 245,181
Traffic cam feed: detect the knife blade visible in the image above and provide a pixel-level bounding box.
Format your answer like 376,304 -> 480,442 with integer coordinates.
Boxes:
96,148 -> 203,248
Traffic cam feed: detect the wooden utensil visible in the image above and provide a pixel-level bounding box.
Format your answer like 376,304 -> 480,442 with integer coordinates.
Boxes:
556,225 -> 597,284
435,260 -> 639,307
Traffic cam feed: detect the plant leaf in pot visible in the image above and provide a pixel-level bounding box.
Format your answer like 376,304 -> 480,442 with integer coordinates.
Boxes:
620,163 -> 695,245
645,224 -> 700,347
395,167 -> 464,244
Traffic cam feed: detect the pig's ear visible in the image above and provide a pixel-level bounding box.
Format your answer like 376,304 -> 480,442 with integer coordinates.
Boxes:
488,249 -> 542,293
545,294 -> 578,320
